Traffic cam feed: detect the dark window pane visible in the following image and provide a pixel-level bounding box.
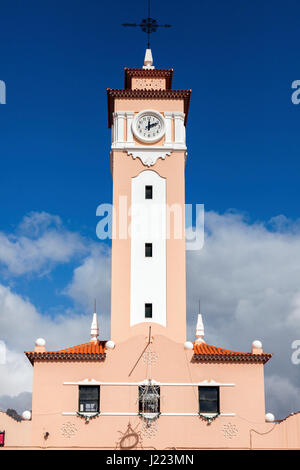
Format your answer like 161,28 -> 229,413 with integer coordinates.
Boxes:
199,386 -> 219,414
145,243 -> 152,257
79,386 -> 100,413
145,185 -> 153,199
145,303 -> 152,318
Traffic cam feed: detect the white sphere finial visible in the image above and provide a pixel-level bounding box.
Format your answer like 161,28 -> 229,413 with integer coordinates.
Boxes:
35,338 -> 46,347
184,341 -> 194,350
105,340 -> 115,350
22,410 -> 31,420
265,413 -> 275,422
252,340 -> 262,349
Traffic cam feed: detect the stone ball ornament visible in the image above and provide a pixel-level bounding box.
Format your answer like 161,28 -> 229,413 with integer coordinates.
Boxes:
265,413 -> 275,422
22,410 -> 31,421
35,338 -> 46,347
184,341 -> 194,350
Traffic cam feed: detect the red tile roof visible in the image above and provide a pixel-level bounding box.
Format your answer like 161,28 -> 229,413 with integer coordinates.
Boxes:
193,342 -> 272,364
25,340 -> 106,365
107,88 -> 192,128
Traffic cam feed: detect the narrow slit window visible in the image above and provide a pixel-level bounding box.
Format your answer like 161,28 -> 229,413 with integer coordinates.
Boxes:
145,243 -> 153,257
145,185 -> 153,199
145,303 -> 152,319
198,386 -> 219,414
79,385 -> 100,413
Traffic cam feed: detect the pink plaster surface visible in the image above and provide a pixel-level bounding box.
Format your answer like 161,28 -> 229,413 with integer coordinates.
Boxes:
1,334 -> 299,449
110,151 -> 186,344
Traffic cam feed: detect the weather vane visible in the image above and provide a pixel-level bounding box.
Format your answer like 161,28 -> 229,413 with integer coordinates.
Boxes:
122,0 -> 172,49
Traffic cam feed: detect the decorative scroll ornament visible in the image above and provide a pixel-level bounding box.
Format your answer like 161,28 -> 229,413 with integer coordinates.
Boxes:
198,413 -> 219,425
76,412 -> 100,422
127,149 -> 171,167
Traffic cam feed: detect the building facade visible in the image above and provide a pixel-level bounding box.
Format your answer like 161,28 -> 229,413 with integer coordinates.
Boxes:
1,50 -> 300,450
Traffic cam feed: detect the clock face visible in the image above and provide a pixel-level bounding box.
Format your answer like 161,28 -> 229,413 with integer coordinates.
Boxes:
132,110 -> 165,143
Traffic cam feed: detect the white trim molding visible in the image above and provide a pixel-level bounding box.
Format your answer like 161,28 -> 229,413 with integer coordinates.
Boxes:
127,148 -> 172,167
62,412 -> 235,417
111,110 -> 187,167
63,380 -> 235,387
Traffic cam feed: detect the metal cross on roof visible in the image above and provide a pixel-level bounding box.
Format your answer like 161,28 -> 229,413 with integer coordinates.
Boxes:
122,0 -> 171,49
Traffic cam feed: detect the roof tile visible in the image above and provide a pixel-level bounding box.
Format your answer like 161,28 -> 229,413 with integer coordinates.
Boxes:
25,340 -> 106,365
193,342 -> 272,364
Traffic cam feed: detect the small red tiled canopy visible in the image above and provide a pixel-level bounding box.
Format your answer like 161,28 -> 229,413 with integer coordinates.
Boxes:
25,340 -> 106,365
193,342 -> 272,364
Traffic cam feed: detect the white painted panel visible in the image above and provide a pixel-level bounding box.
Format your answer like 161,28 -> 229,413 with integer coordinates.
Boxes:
130,170 -> 166,327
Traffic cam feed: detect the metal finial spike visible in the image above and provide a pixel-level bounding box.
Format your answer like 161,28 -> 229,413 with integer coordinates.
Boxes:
94,298 -> 97,313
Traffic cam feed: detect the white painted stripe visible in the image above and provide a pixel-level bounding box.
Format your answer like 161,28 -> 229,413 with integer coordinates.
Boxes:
62,412 -> 235,417
130,170 -> 166,328
63,382 -> 235,387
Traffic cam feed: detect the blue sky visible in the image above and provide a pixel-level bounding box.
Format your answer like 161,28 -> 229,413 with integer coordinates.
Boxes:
1,0 -> 300,418
1,0 -> 299,228
1,0 -> 299,309
0,0 -> 300,308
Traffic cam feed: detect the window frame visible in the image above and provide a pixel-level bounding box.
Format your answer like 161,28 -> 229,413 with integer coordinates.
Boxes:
145,242 -> 153,257
145,185 -> 153,200
198,386 -> 220,415
138,385 -> 161,414
78,385 -> 100,413
145,303 -> 153,319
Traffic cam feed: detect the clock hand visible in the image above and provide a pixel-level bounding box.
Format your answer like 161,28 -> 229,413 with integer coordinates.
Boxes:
149,122 -> 158,129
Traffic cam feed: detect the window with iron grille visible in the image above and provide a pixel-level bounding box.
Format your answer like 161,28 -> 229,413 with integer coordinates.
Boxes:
79,386 -> 100,413
198,386 -> 219,414
138,385 -> 160,414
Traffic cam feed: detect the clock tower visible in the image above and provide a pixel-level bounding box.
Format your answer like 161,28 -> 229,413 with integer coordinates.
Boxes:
108,50 -> 191,344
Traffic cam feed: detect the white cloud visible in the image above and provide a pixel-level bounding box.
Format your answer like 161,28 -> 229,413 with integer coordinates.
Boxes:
187,210 -> 300,418
0,212 -> 86,276
1,210 -> 300,419
65,245 -> 111,317
0,281 -> 110,407
0,212 -> 111,412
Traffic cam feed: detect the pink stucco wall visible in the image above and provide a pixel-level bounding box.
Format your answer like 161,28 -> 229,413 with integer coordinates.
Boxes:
1,334 -> 298,449
110,152 -> 187,344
